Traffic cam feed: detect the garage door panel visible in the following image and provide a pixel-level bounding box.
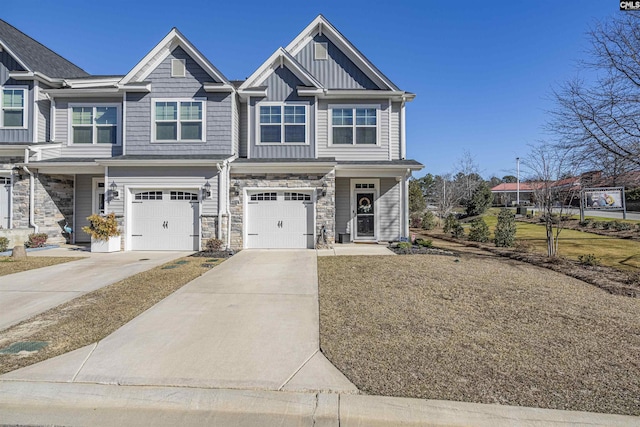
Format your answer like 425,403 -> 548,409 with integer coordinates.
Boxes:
131,190 -> 199,251
246,191 -> 314,249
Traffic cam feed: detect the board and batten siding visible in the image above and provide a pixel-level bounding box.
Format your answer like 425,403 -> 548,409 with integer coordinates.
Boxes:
107,166 -> 219,218
248,66 -> 315,159
125,47 -> 232,156
317,99 -> 392,161
335,177 -> 400,241
36,86 -> 51,143
0,50 -> 32,143
390,102 -> 401,160
239,99 -> 248,158
75,174 -> 102,243
53,97 -> 123,157
294,34 -> 378,90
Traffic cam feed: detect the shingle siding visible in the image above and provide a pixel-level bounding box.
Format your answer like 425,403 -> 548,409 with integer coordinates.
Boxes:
125,46 -> 233,156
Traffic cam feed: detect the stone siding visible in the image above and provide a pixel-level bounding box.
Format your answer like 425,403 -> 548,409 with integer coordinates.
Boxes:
229,171 -> 335,250
33,174 -> 74,244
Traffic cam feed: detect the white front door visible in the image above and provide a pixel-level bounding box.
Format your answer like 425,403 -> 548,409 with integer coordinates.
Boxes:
131,190 -> 199,251
246,191 -> 314,249
0,177 -> 10,229
93,179 -> 105,215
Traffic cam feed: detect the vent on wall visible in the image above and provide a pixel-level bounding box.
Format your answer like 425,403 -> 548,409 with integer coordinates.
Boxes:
171,59 -> 186,77
314,42 -> 328,60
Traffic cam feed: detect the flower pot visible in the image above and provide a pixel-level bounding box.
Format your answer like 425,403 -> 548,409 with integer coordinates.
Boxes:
91,236 -> 121,253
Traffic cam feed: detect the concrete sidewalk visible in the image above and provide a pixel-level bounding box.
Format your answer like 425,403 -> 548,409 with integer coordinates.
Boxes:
2,250 -> 356,393
0,250 -> 186,330
0,381 -> 637,426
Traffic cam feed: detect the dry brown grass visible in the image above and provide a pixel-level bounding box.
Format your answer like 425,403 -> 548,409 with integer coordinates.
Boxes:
0,257 -> 82,276
318,254 -> 640,415
0,256 -> 223,375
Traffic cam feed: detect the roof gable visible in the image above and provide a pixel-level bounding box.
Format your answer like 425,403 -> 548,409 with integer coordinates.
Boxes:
239,47 -> 323,90
120,28 -> 230,86
285,15 -> 399,91
0,19 -> 88,78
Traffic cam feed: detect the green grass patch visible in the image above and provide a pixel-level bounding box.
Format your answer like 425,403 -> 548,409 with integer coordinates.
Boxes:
481,213 -> 640,270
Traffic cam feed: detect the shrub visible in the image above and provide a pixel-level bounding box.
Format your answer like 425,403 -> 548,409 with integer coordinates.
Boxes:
494,208 -> 516,247
468,218 -> 490,243
578,219 -> 592,227
397,241 -> 412,254
410,214 -> 423,229
577,253 -> 599,266
421,211 -> 437,230
414,238 -> 433,248
82,213 -> 120,242
451,223 -> 465,239
592,221 -> 604,229
0,236 -> 8,252
25,233 -> 48,248
602,221 -> 613,230
513,240 -> 533,253
443,214 -> 458,234
613,221 -> 631,231
205,238 -> 224,252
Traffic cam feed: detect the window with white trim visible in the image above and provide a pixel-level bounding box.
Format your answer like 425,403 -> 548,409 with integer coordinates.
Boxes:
330,106 -> 378,145
171,59 -> 186,77
314,42 -> 328,60
1,87 -> 27,128
153,99 -> 205,142
258,103 -> 307,144
71,105 -> 120,144
250,192 -> 277,201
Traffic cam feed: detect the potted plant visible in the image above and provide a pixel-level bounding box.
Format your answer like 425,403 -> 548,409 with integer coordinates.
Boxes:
82,213 -> 121,253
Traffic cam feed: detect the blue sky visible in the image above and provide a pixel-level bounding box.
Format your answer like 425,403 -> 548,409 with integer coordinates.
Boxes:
3,1 -> 617,179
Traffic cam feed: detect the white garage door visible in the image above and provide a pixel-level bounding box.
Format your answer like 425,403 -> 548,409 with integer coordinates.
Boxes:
246,191 -> 314,249
0,177 -> 9,229
131,190 -> 199,251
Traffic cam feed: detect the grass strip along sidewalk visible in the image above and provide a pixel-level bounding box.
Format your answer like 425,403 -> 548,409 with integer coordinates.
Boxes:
0,256 -> 223,375
0,257 -> 82,276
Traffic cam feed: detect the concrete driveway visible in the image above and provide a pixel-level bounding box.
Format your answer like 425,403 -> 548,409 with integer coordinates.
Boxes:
2,250 -> 356,393
0,250 -> 186,330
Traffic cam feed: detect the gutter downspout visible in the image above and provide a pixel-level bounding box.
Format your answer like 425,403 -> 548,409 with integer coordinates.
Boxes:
215,162 -> 223,241
225,159 -> 231,250
22,148 -> 38,233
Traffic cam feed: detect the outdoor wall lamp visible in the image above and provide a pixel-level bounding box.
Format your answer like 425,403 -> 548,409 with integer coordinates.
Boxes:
203,180 -> 212,199
109,181 -> 120,200
321,182 -> 327,197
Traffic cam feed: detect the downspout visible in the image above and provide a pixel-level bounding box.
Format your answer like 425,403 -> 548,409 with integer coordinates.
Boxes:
404,168 -> 411,238
215,162 -> 223,240
22,148 -> 38,233
225,159 -> 231,250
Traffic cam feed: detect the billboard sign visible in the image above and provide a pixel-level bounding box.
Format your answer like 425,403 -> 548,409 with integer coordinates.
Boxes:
583,188 -> 624,209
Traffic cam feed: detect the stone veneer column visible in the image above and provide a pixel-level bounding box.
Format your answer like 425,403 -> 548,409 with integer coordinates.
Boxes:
33,174 -> 74,245
228,171 -> 336,251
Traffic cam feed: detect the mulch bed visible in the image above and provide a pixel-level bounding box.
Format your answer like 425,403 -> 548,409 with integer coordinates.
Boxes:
420,230 -> 640,298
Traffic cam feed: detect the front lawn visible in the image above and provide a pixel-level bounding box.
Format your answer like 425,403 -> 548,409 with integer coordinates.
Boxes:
318,254 -> 640,415
0,257 -> 82,276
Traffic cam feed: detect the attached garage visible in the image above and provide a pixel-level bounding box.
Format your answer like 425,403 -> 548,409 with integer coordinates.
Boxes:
131,190 -> 200,251
245,190 -> 314,249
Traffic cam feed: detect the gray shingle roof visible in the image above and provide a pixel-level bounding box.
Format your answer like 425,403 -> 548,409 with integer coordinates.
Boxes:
107,155 -> 233,161
0,20 -> 88,78
234,157 -> 336,163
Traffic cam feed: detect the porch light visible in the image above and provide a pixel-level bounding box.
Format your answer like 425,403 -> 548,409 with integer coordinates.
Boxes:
109,181 -> 120,200
203,181 -> 212,199
321,181 -> 327,197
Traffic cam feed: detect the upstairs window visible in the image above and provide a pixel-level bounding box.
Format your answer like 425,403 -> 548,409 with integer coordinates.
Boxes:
171,59 -> 186,77
1,87 -> 26,128
330,105 -> 378,145
71,104 -> 119,144
314,42 -> 328,60
154,100 -> 204,142
258,104 -> 307,144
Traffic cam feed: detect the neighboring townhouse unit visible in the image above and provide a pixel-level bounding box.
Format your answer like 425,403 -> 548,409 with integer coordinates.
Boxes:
0,15 -> 422,251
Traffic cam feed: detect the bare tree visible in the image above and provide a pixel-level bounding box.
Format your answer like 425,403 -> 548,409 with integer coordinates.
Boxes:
550,13 -> 640,169
524,144 -> 581,257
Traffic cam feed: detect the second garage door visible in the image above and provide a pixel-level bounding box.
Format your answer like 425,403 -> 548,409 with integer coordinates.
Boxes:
131,190 -> 199,251
246,191 -> 314,249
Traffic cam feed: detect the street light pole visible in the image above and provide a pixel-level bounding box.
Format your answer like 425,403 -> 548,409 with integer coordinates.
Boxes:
516,157 -> 520,206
